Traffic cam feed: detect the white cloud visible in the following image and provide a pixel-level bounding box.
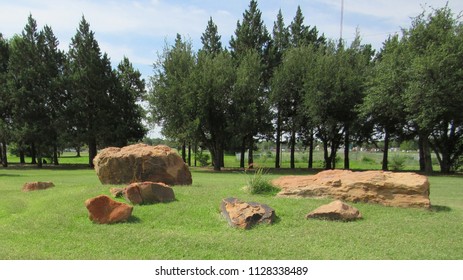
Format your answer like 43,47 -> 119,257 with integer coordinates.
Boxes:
2,0 -> 463,78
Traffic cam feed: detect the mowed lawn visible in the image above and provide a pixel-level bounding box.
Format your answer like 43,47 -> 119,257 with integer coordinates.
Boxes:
0,166 -> 462,260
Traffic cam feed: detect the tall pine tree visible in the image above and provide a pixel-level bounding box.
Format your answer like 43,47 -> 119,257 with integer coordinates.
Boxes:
67,16 -> 112,167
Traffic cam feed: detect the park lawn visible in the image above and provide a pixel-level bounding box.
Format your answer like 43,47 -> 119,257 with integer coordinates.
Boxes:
0,167 -> 462,260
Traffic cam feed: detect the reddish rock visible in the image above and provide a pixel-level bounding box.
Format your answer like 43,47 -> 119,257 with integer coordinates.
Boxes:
273,170 -> 431,208
22,181 -> 54,192
123,181 -> 175,205
220,197 -> 275,229
123,184 -> 143,205
93,144 -> 192,185
306,200 -> 362,221
84,195 -> 133,224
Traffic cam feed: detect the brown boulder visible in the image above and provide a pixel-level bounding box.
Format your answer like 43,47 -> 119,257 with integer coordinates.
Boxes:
273,170 -> 431,208
22,181 -> 54,192
93,144 -> 192,185
123,181 -> 175,205
84,195 -> 133,224
306,200 -> 362,221
220,197 -> 275,229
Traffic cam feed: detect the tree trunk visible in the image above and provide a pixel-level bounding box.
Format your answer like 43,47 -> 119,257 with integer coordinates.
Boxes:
323,140 -> 331,170
181,142 -> 186,163
419,133 -> 433,173
36,145 -> 43,168
0,142 -> 3,166
290,129 -> 296,169
194,143 -> 197,167
187,143 -> 191,166
382,128 -> 390,171
248,135 -> 254,169
344,123 -> 350,170
418,136 -> 425,172
31,143 -> 37,164
20,149 -> 25,164
308,130 -> 314,169
76,146 -> 81,157
330,146 -> 337,170
213,147 -> 222,171
53,144 -> 59,165
1,141 -> 7,167
275,111 -> 281,168
240,137 -> 246,169
88,137 -> 97,168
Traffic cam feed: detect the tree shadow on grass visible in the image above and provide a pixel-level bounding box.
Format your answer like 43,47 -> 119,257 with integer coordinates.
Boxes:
430,205 -> 452,212
0,173 -> 21,177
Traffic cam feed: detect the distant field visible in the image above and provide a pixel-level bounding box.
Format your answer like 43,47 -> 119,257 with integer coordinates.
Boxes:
4,149 -> 440,171
0,167 -> 461,259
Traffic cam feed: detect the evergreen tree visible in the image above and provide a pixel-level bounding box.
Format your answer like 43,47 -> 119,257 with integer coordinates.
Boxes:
0,33 -> 10,167
109,56 -> 147,147
149,34 -> 196,162
67,16 -> 113,167
270,9 -> 289,168
201,17 -> 222,56
359,35 -> 408,170
8,15 -> 61,167
190,50 -> 236,171
229,0 -> 272,167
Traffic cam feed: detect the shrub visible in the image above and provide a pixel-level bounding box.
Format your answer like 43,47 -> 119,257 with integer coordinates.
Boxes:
196,151 -> 210,167
244,167 -> 280,195
390,155 -> 406,171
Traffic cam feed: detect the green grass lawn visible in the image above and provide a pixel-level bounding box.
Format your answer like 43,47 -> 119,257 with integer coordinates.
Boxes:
0,166 -> 462,260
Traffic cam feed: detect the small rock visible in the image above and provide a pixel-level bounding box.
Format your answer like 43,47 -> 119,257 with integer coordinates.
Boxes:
109,187 -> 125,198
22,181 -> 54,192
306,200 -> 362,221
84,195 -> 133,224
124,181 -> 175,205
220,197 -> 275,229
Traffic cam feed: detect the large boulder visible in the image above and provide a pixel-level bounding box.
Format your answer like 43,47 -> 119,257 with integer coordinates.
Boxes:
22,181 -> 54,192
273,170 -> 431,208
123,181 -> 175,205
93,144 -> 192,185
84,195 -> 133,224
220,197 -> 275,229
306,200 -> 362,221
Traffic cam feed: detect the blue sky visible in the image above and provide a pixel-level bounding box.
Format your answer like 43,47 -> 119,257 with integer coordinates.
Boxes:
2,0 -> 463,81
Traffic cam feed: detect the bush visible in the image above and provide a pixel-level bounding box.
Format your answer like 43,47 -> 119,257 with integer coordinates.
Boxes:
244,167 -> 280,195
390,155 -> 406,171
196,151 -> 210,167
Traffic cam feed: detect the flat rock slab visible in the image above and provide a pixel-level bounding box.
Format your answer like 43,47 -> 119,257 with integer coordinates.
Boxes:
273,170 -> 430,208
220,197 -> 275,229
123,181 -> 175,205
93,144 -> 192,185
306,200 -> 362,221
85,195 -> 133,224
22,181 -> 54,192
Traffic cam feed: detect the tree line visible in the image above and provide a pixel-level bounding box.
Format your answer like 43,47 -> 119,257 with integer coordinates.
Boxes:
149,1 -> 463,173
0,15 -> 146,167
1,1 -> 463,174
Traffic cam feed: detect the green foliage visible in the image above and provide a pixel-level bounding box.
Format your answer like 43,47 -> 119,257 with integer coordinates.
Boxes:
244,167 -> 279,195
361,156 -> 376,164
390,155 -> 406,171
196,151 -> 210,167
